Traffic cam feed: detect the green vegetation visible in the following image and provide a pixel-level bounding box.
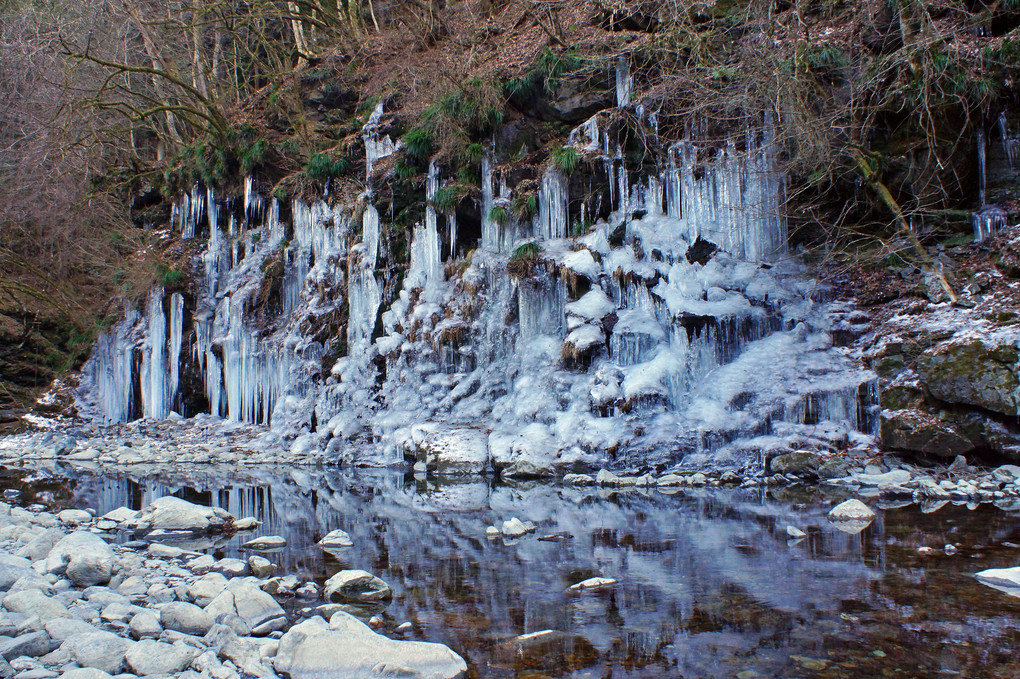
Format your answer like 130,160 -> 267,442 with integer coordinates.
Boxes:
550,145 -> 579,175
512,195 -> 538,222
155,264 -> 186,290
429,185 -> 467,213
304,153 -> 351,182
511,242 -> 542,260
488,205 -> 509,226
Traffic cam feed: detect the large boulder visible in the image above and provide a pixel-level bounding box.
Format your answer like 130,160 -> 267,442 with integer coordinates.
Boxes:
324,570 -> 393,604
203,578 -> 286,636
880,410 -> 976,458
769,451 -> 822,476
916,339 -> 1020,416
410,426 -> 489,476
274,614 -> 466,679
45,532 -> 116,587
139,496 -> 232,533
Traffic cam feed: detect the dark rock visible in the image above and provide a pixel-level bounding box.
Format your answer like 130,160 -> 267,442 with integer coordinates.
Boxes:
880,410 -> 976,458
769,451 -> 822,476
686,237 -> 718,265
917,340 -> 1020,417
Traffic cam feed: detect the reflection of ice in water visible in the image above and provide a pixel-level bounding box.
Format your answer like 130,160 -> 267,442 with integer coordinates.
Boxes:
49,463 -> 897,676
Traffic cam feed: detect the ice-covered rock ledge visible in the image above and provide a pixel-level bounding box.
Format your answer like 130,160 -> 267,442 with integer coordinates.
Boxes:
0,495 -> 465,679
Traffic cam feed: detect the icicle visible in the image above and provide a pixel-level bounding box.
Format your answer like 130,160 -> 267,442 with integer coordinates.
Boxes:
535,166 -> 568,240
168,293 -> 184,414
999,112 -> 1020,169
973,207 -> 1006,242
978,127 -> 987,209
140,287 -> 168,419
615,56 -> 631,107
481,154 -> 497,251
347,206 -> 383,351
363,101 -> 397,184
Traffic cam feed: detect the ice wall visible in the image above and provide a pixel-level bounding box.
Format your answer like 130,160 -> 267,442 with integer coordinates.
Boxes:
78,102 -> 877,472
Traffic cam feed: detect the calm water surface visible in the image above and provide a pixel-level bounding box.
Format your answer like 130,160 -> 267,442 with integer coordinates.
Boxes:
2,461 -> 1019,678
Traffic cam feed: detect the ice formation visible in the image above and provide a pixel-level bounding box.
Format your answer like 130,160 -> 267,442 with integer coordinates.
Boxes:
77,103 -> 878,473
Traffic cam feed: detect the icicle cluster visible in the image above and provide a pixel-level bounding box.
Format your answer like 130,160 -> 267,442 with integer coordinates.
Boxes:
79,98 -> 876,470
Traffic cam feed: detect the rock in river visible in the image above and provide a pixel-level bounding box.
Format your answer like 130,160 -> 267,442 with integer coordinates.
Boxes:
138,496 -> 232,533
274,614 -> 466,679
324,570 -> 393,604
827,499 -> 875,534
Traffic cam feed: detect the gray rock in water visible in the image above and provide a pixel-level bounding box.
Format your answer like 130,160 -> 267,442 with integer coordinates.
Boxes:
323,570 -> 393,604
60,631 -> 133,674
274,614 -> 466,679
0,631 -> 53,659
160,602 -> 213,636
827,499 -> 876,534
247,556 -> 276,579
45,533 -> 115,587
124,640 -> 199,676
241,536 -> 286,550
139,497 -> 232,533
316,530 -> 352,549
769,451 -> 822,476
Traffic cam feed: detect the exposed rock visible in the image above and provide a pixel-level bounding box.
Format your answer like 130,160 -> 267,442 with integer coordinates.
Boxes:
128,612 -> 162,640
274,614 -> 466,679
852,469 -> 911,487
60,631 -> 133,674
0,631 -> 53,659
769,451 -> 822,476
323,570 -> 392,604
3,590 -> 69,620
317,530 -> 352,549
58,670 -> 112,679
917,339 -> 1020,417
975,566 -> 1020,596
241,536 -> 286,550
567,577 -> 616,591
44,532 -> 115,587
880,410 -> 976,458
204,578 -> 287,636
248,555 -> 276,578
56,510 -> 91,526
124,640 -> 199,676
139,496 -> 232,533
827,499 -> 875,534
160,601 -> 214,636
411,427 -> 488,475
